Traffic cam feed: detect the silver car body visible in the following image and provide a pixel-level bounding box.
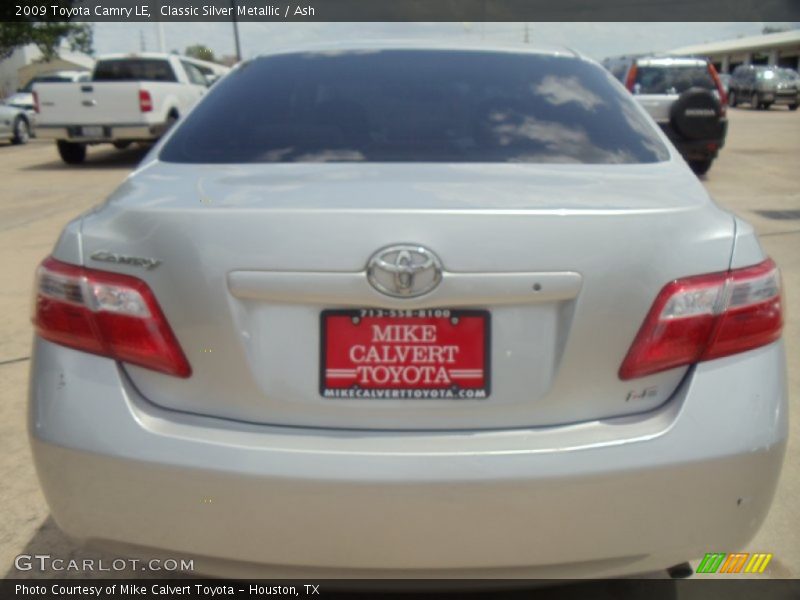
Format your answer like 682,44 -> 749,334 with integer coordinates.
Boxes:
730,65 -> 800,109
0,102 -> 31,143
29,43 -> 787,579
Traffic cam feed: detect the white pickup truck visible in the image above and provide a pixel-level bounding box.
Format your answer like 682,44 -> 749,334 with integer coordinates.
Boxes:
34,53 -> 227,164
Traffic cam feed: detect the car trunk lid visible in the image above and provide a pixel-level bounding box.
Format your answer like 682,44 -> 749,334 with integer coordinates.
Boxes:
77,160 -> 735,430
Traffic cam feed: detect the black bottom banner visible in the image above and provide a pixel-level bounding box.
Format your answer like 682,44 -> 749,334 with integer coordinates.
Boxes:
4,579 -> 800,600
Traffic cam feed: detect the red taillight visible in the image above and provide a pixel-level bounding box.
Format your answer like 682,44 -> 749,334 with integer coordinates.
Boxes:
619,259 -> 782,380
707,63 -> 728,116
139,89 -> 153,112
33,91 -> 40,113
625,63 -> 638,92
33,257 -> 191,378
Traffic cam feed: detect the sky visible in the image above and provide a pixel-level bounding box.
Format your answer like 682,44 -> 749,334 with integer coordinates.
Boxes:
91,22 -> 800,62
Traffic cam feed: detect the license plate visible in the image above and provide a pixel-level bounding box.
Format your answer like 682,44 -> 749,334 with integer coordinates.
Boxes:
80,126 -> 105,138
320,309 -> 490,399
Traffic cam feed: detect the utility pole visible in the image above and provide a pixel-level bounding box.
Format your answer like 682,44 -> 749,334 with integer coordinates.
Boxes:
156,22 -> 165,52
231,0 -> 242,62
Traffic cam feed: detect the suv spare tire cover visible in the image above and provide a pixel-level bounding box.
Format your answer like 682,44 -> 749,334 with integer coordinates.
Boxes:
670,87 -> 724,140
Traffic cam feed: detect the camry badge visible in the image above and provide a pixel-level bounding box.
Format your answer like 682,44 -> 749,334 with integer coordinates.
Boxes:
90,250 -> 161,270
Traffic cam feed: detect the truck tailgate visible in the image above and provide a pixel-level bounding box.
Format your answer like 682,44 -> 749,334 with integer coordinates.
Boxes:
36,82 -> 145,126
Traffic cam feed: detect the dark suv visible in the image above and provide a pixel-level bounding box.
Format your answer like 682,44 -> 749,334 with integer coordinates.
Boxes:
603,56 -> 728,175
728,65 -> 800,111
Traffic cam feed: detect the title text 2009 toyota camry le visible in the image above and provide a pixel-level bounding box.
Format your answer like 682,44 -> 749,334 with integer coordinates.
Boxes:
28,45 -> 787,578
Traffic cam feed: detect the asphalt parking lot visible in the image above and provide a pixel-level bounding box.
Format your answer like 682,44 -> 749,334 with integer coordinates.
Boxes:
0,107 -> 798,583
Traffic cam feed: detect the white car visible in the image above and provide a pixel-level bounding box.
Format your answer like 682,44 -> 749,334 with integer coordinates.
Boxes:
29,43 -> 787,579
34,53 -> 225,164
0,102 -> 32,144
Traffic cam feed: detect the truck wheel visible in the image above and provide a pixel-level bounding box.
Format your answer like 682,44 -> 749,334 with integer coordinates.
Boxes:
751,92 -> 761,109
11,117 -> 30,145
790,104 -> 799,111
57,140 -> 87,165
113,141 -> 132,150
689,159 -> 713,176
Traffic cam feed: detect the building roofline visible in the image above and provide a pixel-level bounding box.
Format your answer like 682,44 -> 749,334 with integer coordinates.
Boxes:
668,29 -> 800,57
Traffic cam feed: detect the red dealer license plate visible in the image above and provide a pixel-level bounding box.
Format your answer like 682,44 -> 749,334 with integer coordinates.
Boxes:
320,309 -> 490,399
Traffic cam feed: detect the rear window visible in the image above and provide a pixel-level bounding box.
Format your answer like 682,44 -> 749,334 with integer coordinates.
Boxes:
634,65 -> 715,94
160,50 -> 669,164
93,59 -> 176,82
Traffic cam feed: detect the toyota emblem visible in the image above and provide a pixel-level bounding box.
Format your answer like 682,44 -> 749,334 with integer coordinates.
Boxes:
367,245 -> 443,298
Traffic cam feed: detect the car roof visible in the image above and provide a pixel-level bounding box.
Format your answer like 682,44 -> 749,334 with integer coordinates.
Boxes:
96,52 -> 180,61
634,56 -> 708,67
251,40 -> 585,61
736,64 -> 780,71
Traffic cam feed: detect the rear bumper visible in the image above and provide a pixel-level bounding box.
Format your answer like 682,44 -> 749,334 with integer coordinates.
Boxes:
658,120 -> 728,162
28,337 -> 788,578
35,123 -> 165,142
741,91 -> 799,106
765,93 -> 799,106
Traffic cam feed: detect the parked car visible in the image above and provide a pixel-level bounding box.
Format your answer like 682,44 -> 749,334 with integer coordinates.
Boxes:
30,44 -> 786,580
603,55 -> 728,175
34,53 -> 227,164
0,102 -> 32,144
4,70 -> 90,114
780,67 -> 800,88
728,64 -> 800,111
778,68 -> 800,109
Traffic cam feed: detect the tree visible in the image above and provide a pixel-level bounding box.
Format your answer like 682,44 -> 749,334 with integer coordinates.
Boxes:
185,44 -> 215,62
0,22 -> 93,61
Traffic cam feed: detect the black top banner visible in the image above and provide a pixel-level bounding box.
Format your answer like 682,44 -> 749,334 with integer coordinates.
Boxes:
3,0 -> 800,22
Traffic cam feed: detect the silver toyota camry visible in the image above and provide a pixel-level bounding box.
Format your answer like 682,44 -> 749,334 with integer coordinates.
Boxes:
29,44 -> 787,579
